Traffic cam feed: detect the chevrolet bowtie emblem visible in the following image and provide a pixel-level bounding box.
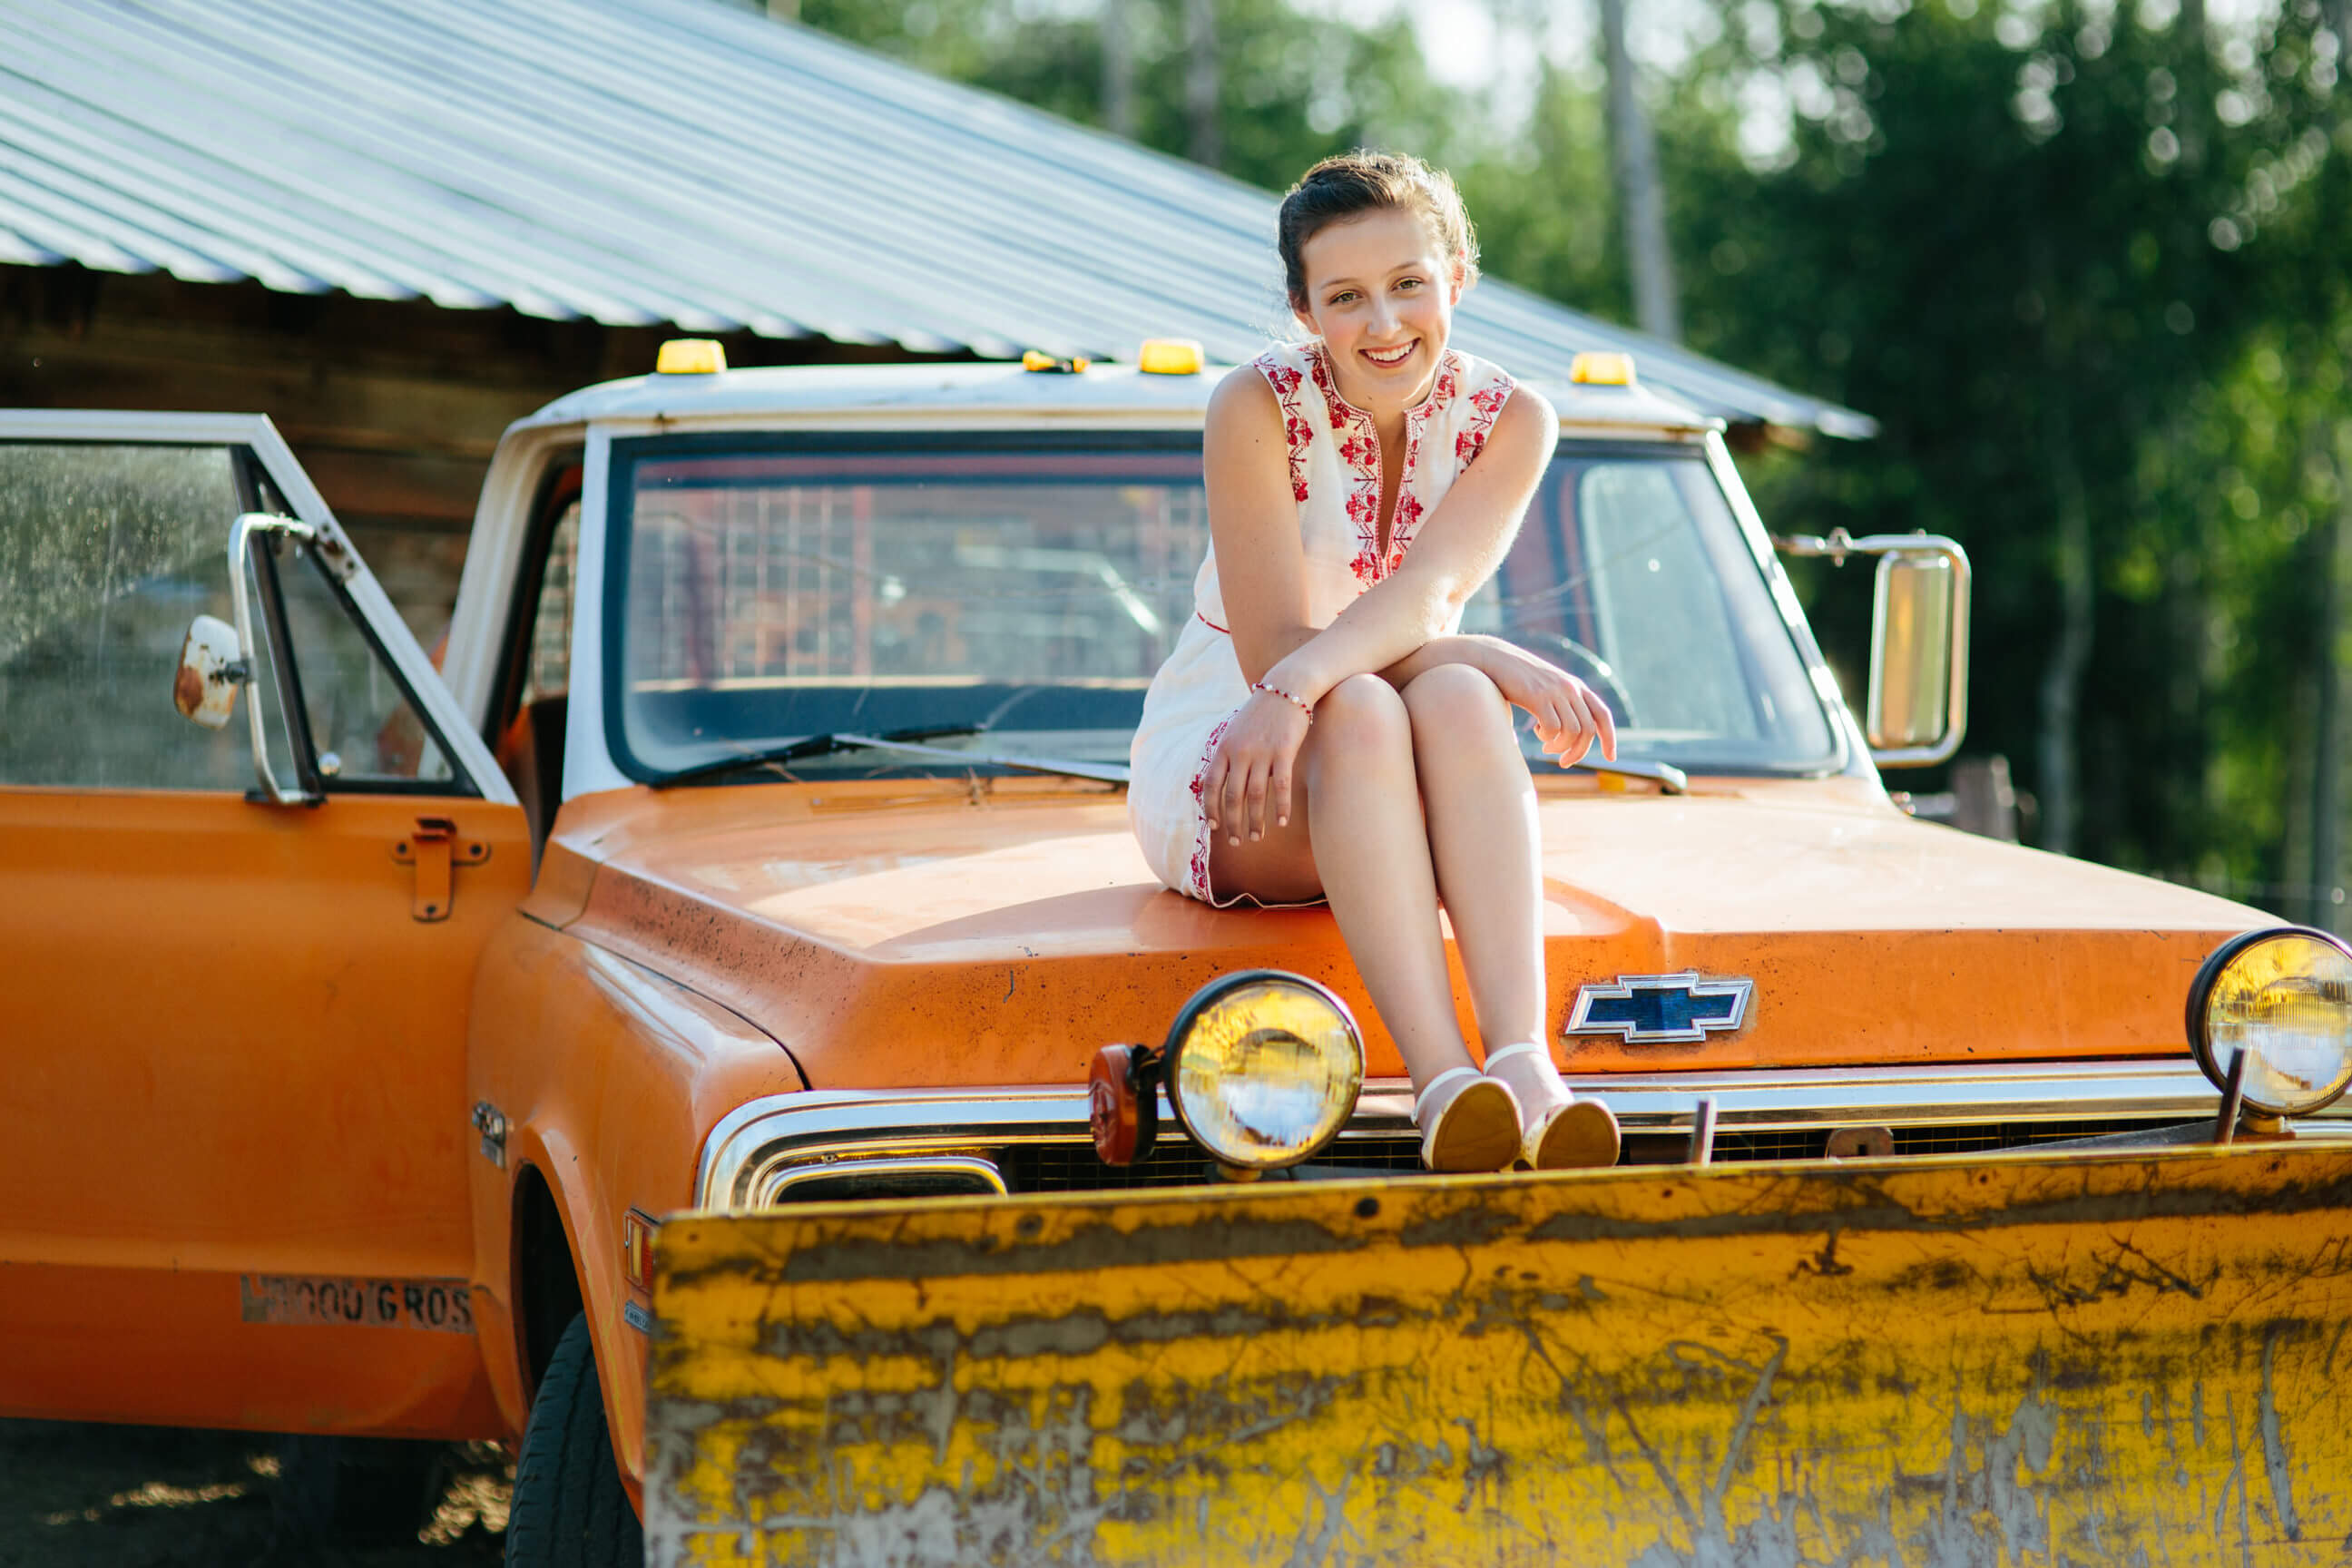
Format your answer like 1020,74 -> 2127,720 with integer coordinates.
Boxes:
1564,972 -> 1754,1044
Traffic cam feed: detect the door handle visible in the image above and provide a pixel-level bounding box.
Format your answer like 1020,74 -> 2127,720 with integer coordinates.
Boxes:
392,818 -> 491,922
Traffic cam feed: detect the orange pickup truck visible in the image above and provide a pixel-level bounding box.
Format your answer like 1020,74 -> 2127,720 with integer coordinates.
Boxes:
6,347 -> 2347,1567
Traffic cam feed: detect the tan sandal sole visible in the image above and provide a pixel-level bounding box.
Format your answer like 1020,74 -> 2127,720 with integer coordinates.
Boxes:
1423,1080 -> 1523,1172
1530,1099 -> 1622,1170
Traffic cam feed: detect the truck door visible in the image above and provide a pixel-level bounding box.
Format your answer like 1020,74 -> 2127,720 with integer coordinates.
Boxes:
0,412 -> 528,1437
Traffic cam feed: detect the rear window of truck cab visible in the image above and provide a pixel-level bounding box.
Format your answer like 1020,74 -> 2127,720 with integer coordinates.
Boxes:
600,431 -> 1839,783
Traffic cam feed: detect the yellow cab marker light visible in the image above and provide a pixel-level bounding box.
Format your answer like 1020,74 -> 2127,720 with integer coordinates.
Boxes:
1023,349 -> 1091,373
1138,338 -> 1205,375
1569,349 -> 1636,386
655,338 -> 728,375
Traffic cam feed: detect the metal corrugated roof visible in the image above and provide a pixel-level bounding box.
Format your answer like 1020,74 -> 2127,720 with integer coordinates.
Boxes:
0,0 -> 1875,437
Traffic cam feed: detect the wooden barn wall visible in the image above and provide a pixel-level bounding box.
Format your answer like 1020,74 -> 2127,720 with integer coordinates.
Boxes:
1,263 -> 934,643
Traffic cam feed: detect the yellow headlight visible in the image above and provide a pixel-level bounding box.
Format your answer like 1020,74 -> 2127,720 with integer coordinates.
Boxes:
2188,927 -> 2352,1118
1162,972 -> 1363,1170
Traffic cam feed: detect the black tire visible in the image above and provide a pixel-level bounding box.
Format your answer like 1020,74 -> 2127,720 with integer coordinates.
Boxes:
506,1312 -> 643,1568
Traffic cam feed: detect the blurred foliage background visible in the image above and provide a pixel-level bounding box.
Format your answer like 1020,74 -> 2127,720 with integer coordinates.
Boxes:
790,0 -> 2352,925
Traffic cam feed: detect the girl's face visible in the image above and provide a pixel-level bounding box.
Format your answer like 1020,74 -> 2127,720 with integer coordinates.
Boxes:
1294,206 -> 1462,412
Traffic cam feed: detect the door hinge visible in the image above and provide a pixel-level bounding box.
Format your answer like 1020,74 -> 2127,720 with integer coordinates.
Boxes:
392,817 -> 491,922
472,1101 -> 508,1169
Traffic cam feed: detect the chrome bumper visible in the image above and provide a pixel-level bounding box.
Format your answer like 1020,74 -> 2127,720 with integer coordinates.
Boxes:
697,1057 -> 2347,1210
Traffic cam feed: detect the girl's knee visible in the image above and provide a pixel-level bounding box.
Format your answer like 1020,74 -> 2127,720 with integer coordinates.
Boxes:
1308,673 -> 1411,764
1317,672 -> 1408,729
1402,662 -> 1510,737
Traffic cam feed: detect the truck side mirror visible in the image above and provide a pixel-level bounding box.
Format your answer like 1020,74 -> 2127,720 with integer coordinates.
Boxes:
1867,548 -> 1968,764
1772,528 -> 1971,769
173,612 -> 247,729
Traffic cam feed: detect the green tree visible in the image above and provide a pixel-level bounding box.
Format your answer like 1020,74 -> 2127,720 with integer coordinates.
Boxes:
797,0 -> 1468,193
1660,2 -> 2316,882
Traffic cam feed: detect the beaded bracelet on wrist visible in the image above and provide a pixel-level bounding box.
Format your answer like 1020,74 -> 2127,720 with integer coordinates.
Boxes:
1250,681 -> 1315,722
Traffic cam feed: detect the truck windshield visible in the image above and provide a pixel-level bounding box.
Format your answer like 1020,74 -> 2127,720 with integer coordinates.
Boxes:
605,435 -> 1838,781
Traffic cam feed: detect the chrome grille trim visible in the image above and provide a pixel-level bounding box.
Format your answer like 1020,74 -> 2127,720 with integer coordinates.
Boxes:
696,1058 -> 2346,1210
761,1152 -> 1008,1204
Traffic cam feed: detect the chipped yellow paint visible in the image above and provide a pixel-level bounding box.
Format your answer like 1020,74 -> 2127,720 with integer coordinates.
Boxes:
647,1143 -> 2352,1566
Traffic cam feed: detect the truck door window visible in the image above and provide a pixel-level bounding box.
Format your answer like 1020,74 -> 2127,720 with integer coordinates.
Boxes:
0,441 -> 253,789
250,529 -> 456,788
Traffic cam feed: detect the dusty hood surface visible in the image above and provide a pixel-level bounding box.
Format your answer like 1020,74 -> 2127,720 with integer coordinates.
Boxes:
536,776 -> 2265,1085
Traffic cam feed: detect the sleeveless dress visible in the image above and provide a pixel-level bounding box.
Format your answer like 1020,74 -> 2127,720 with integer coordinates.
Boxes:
1128,338 -> 1517,905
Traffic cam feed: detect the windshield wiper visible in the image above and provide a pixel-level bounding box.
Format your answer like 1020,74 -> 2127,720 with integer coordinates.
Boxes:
653,724 -> 1130,789
828,732 -> 1130,786
652,724 -> 985,789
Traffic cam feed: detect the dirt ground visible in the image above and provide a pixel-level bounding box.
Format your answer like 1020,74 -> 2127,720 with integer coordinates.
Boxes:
0,1421 -> 511,1567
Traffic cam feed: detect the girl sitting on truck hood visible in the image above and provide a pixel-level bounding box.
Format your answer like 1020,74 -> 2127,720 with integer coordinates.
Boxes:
1128,151 -> 1622,1173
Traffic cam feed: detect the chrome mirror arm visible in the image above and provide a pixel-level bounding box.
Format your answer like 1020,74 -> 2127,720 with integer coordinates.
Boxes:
228,512 -> 318,807
1771,526 -> 1861,564
1770,527 -> 1966,566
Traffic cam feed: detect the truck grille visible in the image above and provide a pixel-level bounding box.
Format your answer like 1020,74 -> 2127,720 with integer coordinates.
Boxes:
987,1116 -> 2189,1193
1623,1116 -> 2181,1166
997,1138 -> 1426,1191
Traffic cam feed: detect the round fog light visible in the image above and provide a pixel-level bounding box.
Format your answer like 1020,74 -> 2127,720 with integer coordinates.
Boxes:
2187,926 -> 2352,1118
1163,972 -> 1364,1171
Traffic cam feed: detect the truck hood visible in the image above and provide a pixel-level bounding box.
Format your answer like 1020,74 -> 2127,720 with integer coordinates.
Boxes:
538,776 -> 2266,1086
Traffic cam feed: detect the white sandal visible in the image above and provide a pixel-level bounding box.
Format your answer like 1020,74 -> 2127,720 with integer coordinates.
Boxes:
1414,1065 -> 1524,1173
1484,1043 -> 1621,1171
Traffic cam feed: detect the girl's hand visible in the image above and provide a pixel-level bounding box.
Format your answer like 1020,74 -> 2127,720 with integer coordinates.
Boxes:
1203,690 -> 1313,846
1475,642 -> 1618,768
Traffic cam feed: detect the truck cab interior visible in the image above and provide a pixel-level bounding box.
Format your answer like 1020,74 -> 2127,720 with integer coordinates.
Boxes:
488,458 -> 581,866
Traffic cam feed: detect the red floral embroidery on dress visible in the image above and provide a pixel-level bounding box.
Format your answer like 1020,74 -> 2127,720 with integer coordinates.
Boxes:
1254,353 -> 1314,503
1384,492 -> 1424,575
1305,348 -> 1354,432
1184,712 -> 1238,900
1380,354 -> 1462,570
1455,375 -> 1514,474
1307,346 -> 1387,583
1424,355 -> 1463,413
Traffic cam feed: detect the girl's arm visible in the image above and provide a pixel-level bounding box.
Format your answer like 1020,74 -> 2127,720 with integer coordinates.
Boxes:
1203,369 -> 1320,684
1193,368 -> 1318,845
1249,383 -> 1558,697
1377,632 -> 1619,769
1376,633 -> 1497,686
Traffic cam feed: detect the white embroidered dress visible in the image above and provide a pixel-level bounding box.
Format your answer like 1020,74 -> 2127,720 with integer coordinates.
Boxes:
1129,339 -> 1516,905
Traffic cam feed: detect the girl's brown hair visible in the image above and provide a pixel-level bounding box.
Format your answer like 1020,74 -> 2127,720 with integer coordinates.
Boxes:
1276,151 -> 1481,314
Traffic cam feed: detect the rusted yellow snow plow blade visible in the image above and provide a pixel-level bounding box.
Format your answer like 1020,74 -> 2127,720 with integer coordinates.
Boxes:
646,1143 -> 2352,1566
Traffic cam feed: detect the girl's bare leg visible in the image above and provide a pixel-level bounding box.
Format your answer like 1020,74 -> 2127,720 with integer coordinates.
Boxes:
1208,673 -> 1476,1094
1396,663 -> 1573,1119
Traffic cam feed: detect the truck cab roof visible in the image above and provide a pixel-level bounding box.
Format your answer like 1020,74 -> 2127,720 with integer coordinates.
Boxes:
515,357 -> 1721,438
